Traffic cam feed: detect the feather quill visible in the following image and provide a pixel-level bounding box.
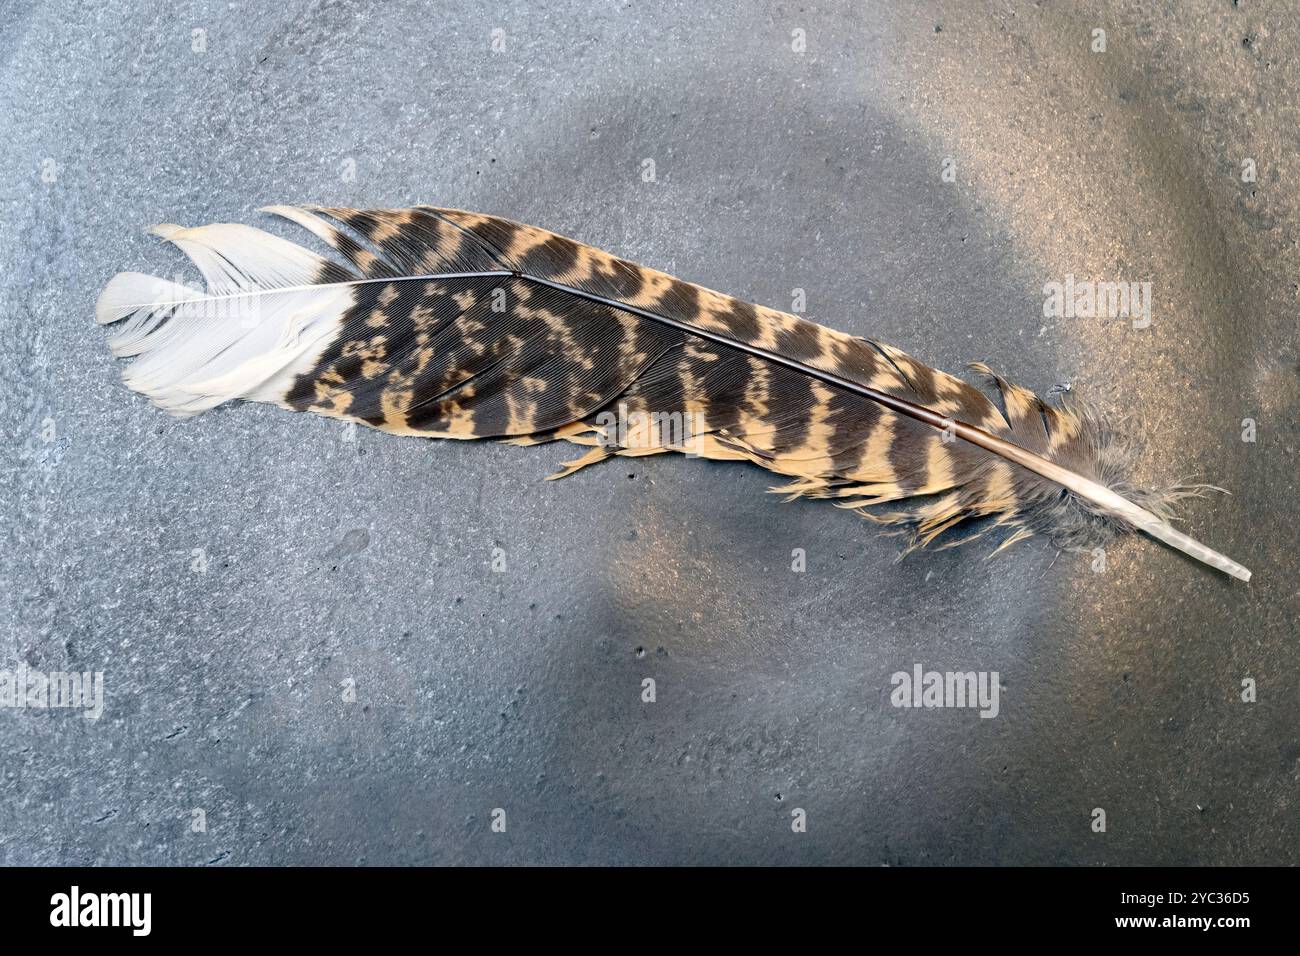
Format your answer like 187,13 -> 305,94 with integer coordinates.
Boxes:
95,206 -> 1250,581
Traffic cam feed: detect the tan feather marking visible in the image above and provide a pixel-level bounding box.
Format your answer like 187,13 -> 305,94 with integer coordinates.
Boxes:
442,393 -> 477,435
340,337 -> 388,379
813,328 -> 842,368
558,244 -> 590,283
614,444 -> 673,459
419,227 -> 464,271
513,296 -> 590,397
1002,382 -> 1039,424
735,356 -> 774,453
554,421 -> 599,440
749,304 -> 790,350
826,337 -> 871,378
978,406 -> 1009,431
409,302 -> 440,336
504,397 -> 536,436
380,387 -> 413,429
830,416 -> 906,507
924,371 -> 969,417
853,416 -> 898,484
709,431 -> 777,470
409,344 -> 435,376
511,373 -> 554,435
689,433 -> 752,461
320,383 -> 353,415
866,364 -> 908,392
681,338 -> 717,361
506,223 -> 555,261
667,355 -> 704,453
614,313 -> 650,376
700,305 -> 738,335
548,444 -> 612,479
917,437 -> 957,494
933,372 -> 999,425
766,381 -> 838,476
769,476 -> 830,499
619,270 -> 677,311
837,487 -> 912,509
367,210 -> 413,244
915,498 -> 968,545
933,371 -> 967,399
1046,407 -> 1082,453
500,434 -> 551,446
974,462 -> 1018,515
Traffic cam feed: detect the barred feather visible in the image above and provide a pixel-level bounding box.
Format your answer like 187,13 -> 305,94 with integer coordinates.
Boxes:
95,205 -> 1250,581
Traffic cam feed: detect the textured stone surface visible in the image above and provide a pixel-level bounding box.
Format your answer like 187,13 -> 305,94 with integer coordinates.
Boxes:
0,1 -> 1295,865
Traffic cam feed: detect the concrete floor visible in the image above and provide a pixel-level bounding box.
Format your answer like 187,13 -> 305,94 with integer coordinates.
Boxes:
1,1 -> 1296,864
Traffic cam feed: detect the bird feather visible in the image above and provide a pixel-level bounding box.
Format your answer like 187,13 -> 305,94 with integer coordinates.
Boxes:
95,205 -> 1251,581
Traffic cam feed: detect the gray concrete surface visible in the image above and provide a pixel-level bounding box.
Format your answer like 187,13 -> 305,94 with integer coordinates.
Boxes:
1,1 -> 1296,865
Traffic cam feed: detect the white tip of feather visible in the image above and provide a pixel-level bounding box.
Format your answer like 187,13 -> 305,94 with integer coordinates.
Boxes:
112,282 -> 355,416
97,220 -> 358,417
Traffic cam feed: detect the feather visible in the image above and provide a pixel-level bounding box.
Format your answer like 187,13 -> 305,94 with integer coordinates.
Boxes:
95,205 -> 1251,581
